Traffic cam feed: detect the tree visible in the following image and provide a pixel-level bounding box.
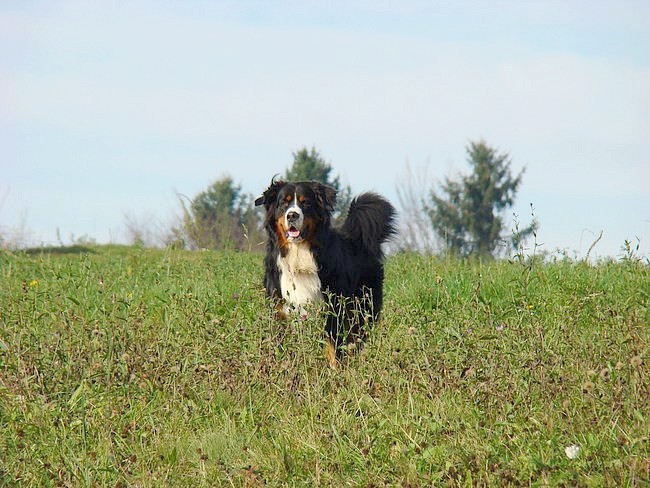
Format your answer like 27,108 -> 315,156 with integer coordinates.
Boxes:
174,175 -> 263,250
284,146 -> 352,219
191,176 -> 240,227
426,140 -> 537,258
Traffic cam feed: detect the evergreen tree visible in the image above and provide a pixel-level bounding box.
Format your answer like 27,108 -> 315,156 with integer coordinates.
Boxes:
285,147 -> 338,185
191,176 -> 240,228
427,140 -> 537,258
284,146 -> 352,219
176,175 -> 263,250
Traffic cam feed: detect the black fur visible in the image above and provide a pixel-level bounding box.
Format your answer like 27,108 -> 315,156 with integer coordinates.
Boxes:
256,178 -> 396,356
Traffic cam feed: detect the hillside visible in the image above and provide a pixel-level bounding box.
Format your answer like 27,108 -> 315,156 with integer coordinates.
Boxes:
0,246 -> 647,486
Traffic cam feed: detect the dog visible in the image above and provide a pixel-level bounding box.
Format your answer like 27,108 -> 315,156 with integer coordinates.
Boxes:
255,178 -> 396,366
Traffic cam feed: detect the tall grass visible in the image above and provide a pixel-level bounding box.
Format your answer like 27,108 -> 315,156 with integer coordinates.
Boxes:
0,246 -> 647,486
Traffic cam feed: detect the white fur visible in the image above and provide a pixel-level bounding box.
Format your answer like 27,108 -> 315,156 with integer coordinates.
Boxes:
284,194 -> 304,242
277,242 -> 321,314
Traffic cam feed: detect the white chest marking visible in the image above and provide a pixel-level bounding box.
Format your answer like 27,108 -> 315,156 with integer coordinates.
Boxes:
277,242 -> 322,314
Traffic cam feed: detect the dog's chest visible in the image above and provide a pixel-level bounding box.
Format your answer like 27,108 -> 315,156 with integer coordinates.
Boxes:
277,243 -> 322,310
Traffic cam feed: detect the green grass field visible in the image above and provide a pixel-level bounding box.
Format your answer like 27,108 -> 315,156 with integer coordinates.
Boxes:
1,246 -> 647,486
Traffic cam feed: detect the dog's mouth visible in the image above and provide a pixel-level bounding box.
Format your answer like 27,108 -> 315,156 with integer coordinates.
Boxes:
287,226 -> 302,240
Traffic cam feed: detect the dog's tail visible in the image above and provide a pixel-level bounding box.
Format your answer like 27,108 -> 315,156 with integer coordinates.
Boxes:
341,192 -> 396,258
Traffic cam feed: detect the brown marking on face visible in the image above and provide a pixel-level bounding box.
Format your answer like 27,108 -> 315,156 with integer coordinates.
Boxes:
275,215 -> 289,249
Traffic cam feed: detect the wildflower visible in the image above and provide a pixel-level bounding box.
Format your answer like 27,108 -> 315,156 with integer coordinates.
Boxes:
29,279 -> 39,287
495,322 -> 506,332
564,445 -> 580,460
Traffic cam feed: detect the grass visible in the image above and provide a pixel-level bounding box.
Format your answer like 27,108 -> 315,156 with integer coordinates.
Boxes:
0,245 -> 647,486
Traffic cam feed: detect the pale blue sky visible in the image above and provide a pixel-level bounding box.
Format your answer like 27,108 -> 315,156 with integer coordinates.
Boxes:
2,1 -> 649,257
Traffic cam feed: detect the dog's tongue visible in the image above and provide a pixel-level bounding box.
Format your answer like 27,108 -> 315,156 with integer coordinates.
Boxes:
288,228 -> 301,239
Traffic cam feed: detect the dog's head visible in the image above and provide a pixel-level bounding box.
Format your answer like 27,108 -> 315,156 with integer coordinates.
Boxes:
255,179 -> 337,245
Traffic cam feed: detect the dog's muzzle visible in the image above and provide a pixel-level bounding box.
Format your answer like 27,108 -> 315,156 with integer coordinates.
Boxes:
285,206 -> 304,241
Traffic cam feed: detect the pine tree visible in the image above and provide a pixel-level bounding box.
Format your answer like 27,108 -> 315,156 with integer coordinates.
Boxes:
285,147 -> 338,185
175,175 -> 263,250
427,140 -> 536,258
284,146 -> 352,219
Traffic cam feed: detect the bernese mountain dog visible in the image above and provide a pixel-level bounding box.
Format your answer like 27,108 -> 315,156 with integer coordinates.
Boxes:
255,178 -> 396,366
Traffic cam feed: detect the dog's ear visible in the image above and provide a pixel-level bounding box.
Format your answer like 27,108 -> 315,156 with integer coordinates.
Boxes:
311,182 -> 337,214
256,178 -> 285,209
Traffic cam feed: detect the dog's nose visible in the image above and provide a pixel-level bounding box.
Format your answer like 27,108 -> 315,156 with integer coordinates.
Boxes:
287,211 -> 300,223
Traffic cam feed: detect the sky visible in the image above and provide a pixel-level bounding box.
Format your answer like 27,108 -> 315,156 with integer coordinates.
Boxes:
2,0 -> 649,258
